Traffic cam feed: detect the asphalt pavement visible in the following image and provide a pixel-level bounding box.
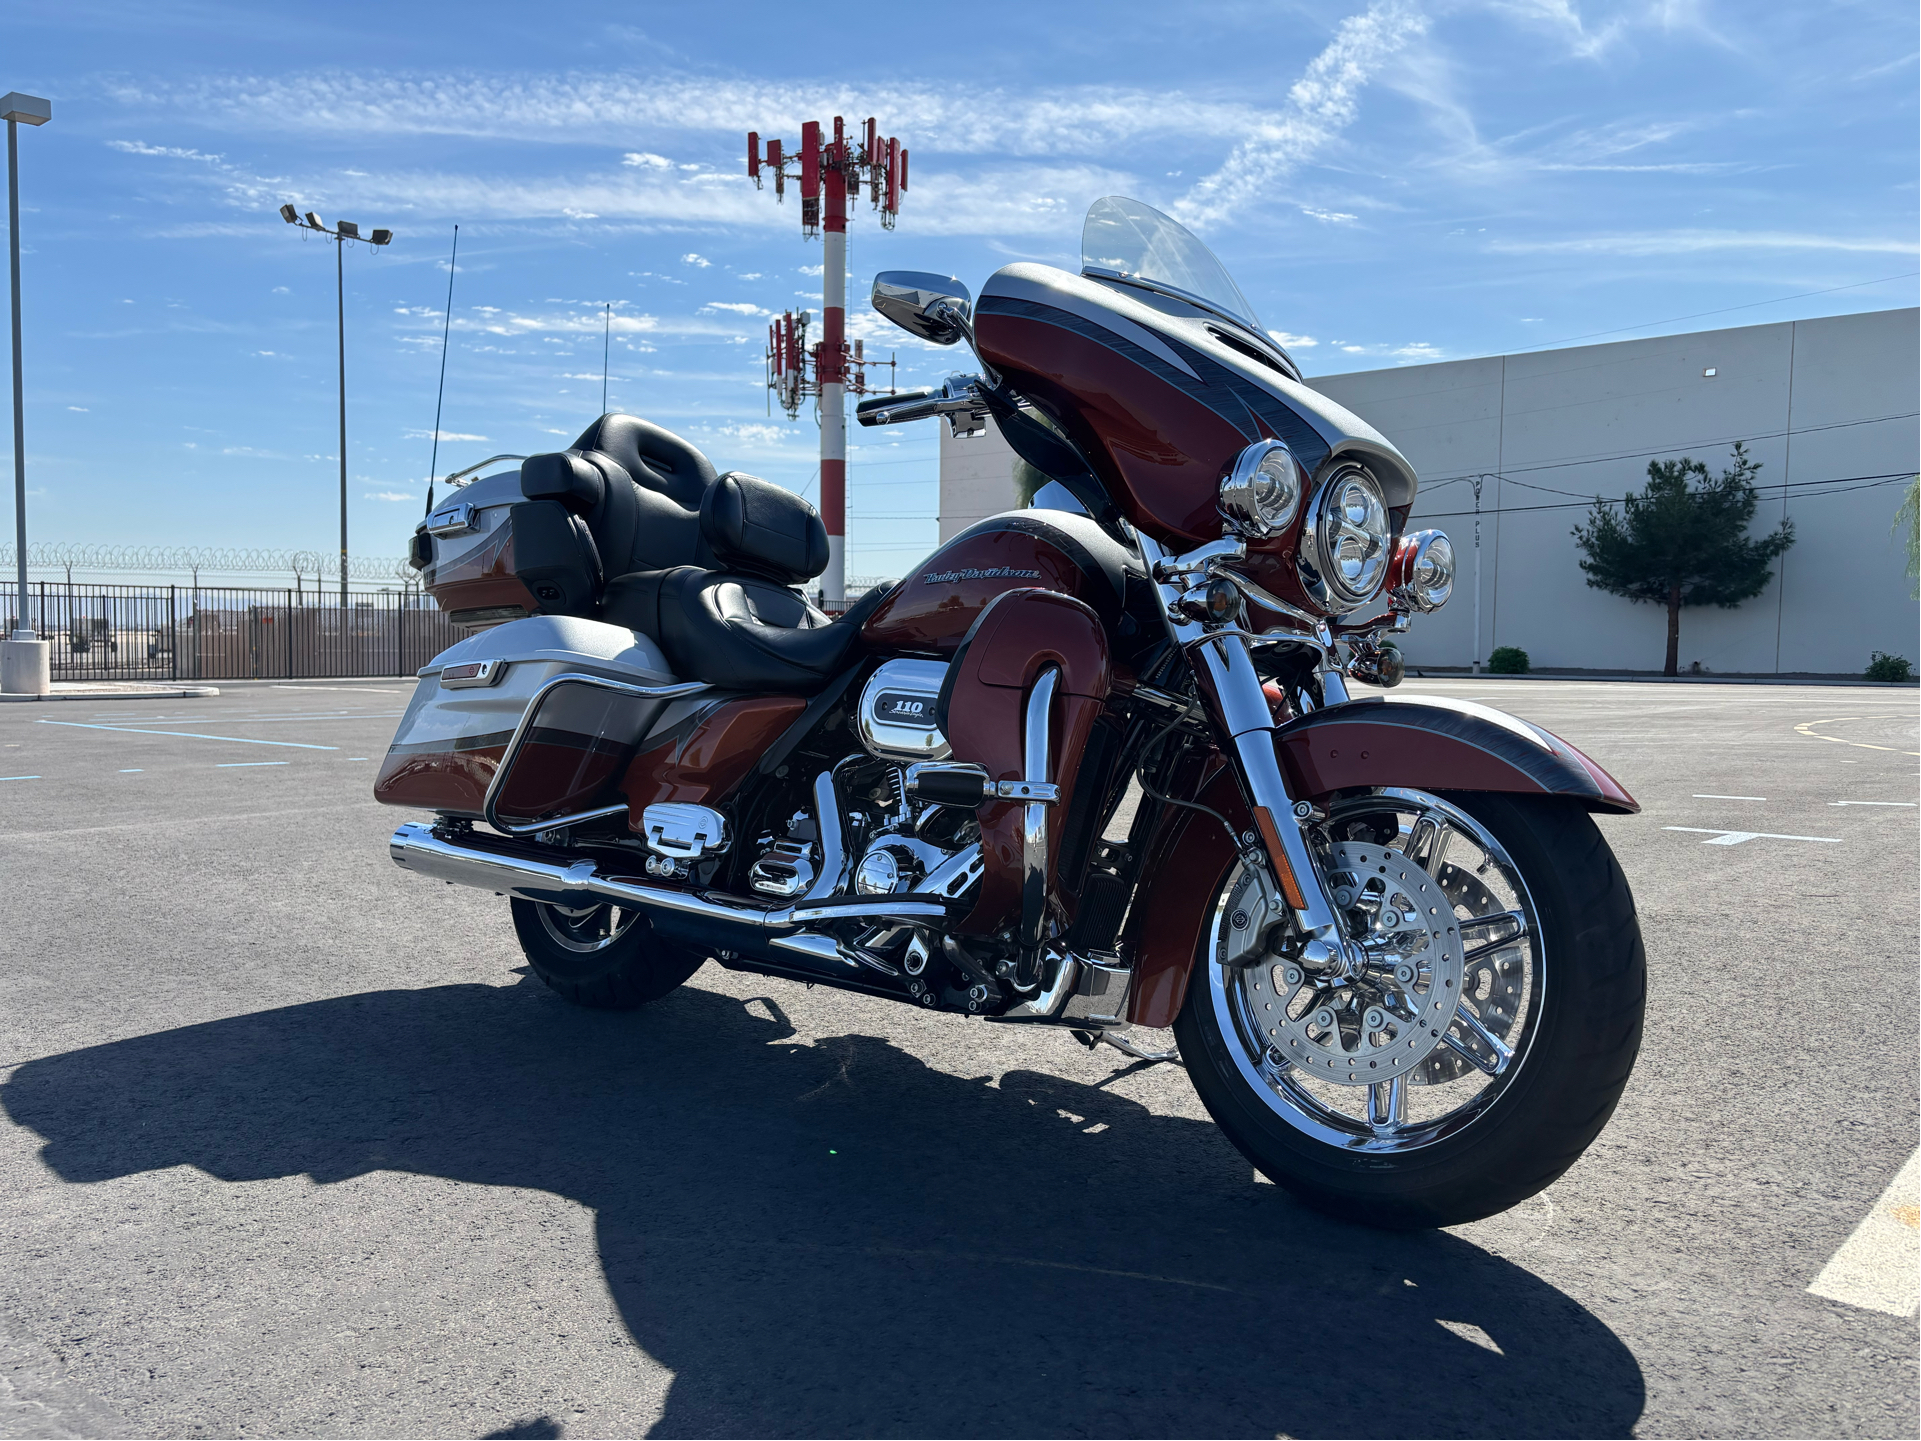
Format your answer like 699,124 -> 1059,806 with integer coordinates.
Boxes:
0,676 -> 1915,1439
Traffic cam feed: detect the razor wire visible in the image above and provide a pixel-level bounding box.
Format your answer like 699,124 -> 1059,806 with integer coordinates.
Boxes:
0,543 -> 416,582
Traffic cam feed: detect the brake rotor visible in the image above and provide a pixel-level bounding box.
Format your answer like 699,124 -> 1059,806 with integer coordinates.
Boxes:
1234,840 -> 1465,1086
1413,860 -> 1527,1086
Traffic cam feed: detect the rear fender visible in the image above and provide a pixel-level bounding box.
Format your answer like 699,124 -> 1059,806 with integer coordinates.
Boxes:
1123,696 -> 1635,1029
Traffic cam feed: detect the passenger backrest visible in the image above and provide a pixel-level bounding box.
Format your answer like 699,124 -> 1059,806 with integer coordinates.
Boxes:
508,499 -> 603,617
700,471 -> 829,584
518,415 -> 723,586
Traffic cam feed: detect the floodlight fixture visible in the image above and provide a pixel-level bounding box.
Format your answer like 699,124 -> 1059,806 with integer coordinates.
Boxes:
336,220 -> 360,239
0,94 -> 51,126
369,228 -> 392,247
304,210 -> 325,231
279,203 -> 299,224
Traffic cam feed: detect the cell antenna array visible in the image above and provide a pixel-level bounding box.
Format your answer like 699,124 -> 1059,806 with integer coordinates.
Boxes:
748,116 -> 907,611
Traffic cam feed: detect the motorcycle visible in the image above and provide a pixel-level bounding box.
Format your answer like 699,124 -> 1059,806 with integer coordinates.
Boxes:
379,196 -> 1645,1228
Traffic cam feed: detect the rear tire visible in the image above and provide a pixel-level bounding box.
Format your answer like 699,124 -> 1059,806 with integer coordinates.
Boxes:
510,899 -> 706,1010
1175,791 -> 1645,1229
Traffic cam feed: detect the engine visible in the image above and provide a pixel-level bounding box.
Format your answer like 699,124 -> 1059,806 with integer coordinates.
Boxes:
739,657 -> 999,1010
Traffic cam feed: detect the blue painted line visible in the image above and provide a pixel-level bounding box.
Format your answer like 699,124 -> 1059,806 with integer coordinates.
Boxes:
36,720 -> 337,751
216,761 -> 289,768
119,769 -> 143,773
0,775 -> 41,782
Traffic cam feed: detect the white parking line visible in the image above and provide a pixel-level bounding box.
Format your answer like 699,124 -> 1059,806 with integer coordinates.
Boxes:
1808,1149 -> 1920,1318
1829,800 -> 1917,807
1694,794 -> 1767,800
215,761 -> 289,768
36,720 -> 337,751
1663,827 -> 1842,846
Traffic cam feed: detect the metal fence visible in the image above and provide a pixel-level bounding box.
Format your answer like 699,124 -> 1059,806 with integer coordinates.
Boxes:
3,583 -> 462,682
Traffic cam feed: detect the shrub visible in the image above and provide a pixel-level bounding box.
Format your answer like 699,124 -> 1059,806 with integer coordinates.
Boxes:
1487,646 -> 1530,674
1865,652 -> 1913,683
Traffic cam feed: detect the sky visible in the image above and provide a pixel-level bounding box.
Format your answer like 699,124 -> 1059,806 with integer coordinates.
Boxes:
3,0 -> 1916,580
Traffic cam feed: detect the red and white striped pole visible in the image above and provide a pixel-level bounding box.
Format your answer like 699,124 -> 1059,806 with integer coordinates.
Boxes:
819,118 -> 848,610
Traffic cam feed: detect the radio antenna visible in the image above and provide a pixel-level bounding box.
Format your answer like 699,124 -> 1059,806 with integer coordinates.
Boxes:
602,301 -> 611,415
423,224 -> 459,516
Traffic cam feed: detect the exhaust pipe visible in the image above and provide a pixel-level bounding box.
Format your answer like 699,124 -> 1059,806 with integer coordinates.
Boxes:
389,822 -> 954,939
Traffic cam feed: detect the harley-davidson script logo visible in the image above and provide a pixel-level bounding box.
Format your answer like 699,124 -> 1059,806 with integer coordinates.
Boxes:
920,566 -> 1042,585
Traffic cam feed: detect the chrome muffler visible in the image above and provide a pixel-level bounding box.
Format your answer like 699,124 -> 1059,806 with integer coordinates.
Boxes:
389,822 -> 953,941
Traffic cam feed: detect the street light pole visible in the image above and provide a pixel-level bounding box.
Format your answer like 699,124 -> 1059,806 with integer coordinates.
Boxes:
1,91 -> 51,697
276,205 -> 392,609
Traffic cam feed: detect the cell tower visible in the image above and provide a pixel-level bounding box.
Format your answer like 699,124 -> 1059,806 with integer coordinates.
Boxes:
749,115 -> 906,610
765,311 -> 896,483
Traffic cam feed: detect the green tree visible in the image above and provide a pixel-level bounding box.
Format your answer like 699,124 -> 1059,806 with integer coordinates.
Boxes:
1572,442 -> 1794,677
1894,477 -> 1919,600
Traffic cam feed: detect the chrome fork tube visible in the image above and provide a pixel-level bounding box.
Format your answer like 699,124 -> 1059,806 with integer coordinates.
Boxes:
1137,534 -> 1340,941
1017,666 -> 1060,984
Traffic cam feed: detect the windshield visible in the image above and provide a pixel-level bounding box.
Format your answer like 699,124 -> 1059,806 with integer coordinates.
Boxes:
1080,196 -> 1262,333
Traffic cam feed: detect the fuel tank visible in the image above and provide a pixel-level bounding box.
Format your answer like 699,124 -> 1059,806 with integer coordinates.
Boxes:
859,508 -> 1142,657
973,263 -> 1418,545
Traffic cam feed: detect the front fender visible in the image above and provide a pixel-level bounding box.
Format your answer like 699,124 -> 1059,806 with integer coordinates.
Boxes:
1123,695 -> 1636,1029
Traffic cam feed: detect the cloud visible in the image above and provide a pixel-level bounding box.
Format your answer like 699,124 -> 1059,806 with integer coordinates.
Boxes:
622,151 -> 672,168
1269,330 -> 1318,349
1300,207 -> 1359,224
404,429 -> 489,441
221,445 -> 286,458
682,252 -> 712,267
67,405 -> 89,412
364,491 -> 416,502
709,422 -> 790,445
701,301 -> 769,316
1172,1 -> 1429,229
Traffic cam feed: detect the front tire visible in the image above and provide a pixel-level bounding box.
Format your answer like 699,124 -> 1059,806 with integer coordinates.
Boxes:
1175,790 -> 1644,1229
510,899 -> 706,1010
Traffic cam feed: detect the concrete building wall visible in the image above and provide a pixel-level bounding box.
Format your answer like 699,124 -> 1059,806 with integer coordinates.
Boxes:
937,308 -> 1919,675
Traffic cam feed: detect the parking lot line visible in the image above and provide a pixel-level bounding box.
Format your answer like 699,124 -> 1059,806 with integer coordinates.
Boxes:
1808,1149 -> 1920,1318
1829,800 -> 1916,807
1795,717 -> 1921,757
215,762 -> 290,768
1694,794 -> 1767,800
35,720 -> 338,750
0,775 -> 41,782
1663,827 -> 1842,846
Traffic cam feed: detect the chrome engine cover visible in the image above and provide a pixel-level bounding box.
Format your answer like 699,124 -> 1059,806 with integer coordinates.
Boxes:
857,659 -> 951,763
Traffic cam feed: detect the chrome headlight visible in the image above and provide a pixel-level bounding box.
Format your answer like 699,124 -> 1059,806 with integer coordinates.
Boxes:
1389,529 -> 1455,612
1217,439 -> 1303,539
1300,464 -> 1391,612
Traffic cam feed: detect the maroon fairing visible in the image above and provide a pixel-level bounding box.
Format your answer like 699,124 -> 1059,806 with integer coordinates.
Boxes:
938,590 -> 1112,935
1123,706 -> 1638,1029
974,311 -> 1249,544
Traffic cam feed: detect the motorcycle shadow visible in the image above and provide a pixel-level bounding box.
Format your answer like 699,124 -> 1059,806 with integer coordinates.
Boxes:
1,975 -> 1643,1439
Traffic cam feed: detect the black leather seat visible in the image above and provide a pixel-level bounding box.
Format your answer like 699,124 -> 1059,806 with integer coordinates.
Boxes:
604,471 -> 891,694
513,415 -> 721,615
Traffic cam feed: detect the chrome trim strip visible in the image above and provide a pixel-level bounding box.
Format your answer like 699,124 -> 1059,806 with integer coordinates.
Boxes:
442,453 -> 529,488
482,670 -> 711,837
1019,667 -> 1060,967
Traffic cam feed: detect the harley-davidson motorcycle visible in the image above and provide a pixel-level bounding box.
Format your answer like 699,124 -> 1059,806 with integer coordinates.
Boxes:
380,197 -> 1645,1228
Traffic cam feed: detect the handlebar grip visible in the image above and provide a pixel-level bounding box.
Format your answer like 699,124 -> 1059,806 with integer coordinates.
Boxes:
857,390 -> 938,427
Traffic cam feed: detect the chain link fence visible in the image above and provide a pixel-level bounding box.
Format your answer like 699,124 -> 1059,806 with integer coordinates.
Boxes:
4,583 -> 461,682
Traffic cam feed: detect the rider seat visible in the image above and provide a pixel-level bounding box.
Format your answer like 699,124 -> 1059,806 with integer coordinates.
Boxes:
602,471 -> 891,694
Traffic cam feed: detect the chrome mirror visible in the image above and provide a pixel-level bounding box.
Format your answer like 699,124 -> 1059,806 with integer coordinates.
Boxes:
871,271 -> 973,345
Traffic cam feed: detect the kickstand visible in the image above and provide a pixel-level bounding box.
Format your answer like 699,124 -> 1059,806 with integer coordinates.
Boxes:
1071,1029 -> 1181,1065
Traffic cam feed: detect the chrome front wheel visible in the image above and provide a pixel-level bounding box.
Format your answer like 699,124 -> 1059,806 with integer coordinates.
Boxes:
1176,789 -> 1645,1228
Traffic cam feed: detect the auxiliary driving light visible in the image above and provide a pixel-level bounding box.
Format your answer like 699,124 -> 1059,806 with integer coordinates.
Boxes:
1218,439 -> 1303,539
1388,529 -> 1456,613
